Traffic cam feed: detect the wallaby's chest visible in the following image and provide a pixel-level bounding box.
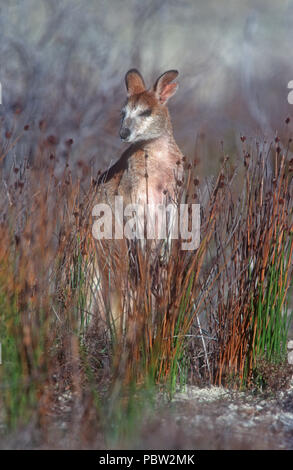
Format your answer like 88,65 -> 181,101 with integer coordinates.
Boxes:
119,147 -> 181,205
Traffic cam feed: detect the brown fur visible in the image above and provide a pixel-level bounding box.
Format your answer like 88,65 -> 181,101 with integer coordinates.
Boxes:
97,69 -> 183,207
91,69 -> 184,329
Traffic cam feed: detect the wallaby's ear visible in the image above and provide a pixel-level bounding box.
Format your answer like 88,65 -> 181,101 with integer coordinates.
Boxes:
125,69 -> 146,96
154,70 -> 179,104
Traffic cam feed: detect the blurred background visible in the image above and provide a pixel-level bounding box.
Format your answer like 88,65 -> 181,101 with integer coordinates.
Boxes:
1,0 -> 293,175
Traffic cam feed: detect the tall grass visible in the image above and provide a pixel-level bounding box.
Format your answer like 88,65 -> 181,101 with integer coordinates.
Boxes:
210,139 -> 293,386
0,120 -> 292,446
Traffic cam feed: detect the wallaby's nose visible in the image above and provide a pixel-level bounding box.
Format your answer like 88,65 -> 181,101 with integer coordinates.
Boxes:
120,128 -> 131,141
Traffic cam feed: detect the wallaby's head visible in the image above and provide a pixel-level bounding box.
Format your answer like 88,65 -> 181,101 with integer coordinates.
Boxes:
120,69 -> 179,143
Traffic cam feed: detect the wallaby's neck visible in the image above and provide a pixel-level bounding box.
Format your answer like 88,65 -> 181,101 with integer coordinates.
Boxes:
132,128 -> 176,154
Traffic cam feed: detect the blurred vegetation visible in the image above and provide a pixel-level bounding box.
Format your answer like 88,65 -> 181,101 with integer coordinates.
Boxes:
0,122 -> 292,447
1,0 -> 293,176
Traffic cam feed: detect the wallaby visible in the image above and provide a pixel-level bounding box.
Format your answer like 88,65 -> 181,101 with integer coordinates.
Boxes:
97,68 -> 183,208
90,69 -> 184,332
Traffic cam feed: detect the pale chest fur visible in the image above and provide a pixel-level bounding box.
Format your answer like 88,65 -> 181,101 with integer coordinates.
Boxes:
119,140 -> 183,206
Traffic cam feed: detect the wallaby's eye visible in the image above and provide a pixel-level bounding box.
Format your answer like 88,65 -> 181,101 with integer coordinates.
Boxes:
139,109 -> 152,117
